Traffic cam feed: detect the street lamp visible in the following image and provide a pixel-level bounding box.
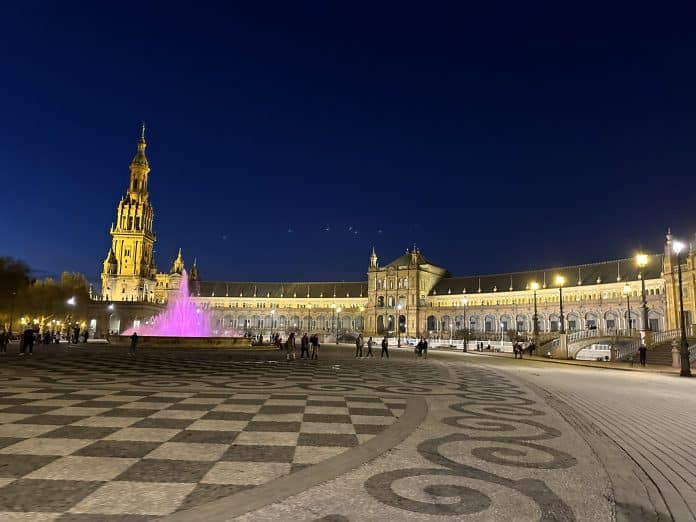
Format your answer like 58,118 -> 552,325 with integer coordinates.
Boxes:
66,296 -> 76,342
636,254 -> 650,333
462,297 -> 468,352
623,284 -> 632,335
530,282 -> 540,348
555,276 -> 565,335
270,309 -> 275,333
397,304 -> 402,347
673,241 -> 692,377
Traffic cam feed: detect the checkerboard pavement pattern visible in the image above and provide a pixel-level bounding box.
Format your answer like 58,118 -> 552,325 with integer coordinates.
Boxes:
0,385 -> 406,519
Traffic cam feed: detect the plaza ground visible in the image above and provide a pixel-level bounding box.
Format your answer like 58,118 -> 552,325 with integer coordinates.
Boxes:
0,343 -> 693,520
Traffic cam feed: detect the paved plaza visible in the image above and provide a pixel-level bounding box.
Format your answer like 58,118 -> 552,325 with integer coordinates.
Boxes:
0,344 -> 693,520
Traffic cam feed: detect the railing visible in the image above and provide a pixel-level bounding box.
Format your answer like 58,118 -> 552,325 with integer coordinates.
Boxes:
567,329 -> 600,343
651,326 -> 694,345
613,339 -> 642,361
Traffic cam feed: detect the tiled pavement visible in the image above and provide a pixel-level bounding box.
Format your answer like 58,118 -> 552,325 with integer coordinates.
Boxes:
0,384 -> 405,519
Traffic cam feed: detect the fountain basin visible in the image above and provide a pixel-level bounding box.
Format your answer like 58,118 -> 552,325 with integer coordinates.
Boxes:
112,336 -> 254,349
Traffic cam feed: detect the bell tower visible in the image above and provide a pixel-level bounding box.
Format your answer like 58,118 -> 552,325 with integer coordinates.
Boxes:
101,124 -> 157,301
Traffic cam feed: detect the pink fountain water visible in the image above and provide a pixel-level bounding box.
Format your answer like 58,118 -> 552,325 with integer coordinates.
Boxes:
123,270 -> 219,337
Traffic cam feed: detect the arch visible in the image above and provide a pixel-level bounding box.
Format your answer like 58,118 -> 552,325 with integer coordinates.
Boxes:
387,296 -> 395,307
303,315 -> 311,331
237,315 -> 247,329
386,315 -> 395,332
341,315 -> 352,330
515,314 -> 528,332
454,315 -> 464,329
377,315 -> 385,334
278,315 -> 287,328
355,316 -> 365,331
468,315 -> 481,332
566,312 -> 580,332
398,314 -> 406,333
426,315 -> 436,331
290,315 -> 301,329
250,314 -> 260,329
499,314 -> 512,331
377,296 -> 385,307
484,314 -> 496,332
585,312 -> 598,329
442,315 -> 451,330
648,309 -> 662,331
316,315 -> 326,330
548,313 -> 560,332
604,311 -> 618,331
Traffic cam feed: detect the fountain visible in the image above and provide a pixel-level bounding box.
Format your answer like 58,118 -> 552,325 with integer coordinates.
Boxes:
120,270 -> 249,348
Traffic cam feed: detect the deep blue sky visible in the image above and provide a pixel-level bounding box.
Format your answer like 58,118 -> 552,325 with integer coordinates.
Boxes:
2,2 -> 696,284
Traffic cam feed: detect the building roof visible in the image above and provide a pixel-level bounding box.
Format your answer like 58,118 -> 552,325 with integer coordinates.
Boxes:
382,249 -> 444,270
429,253 -> 664,295
196,281 -> 366,299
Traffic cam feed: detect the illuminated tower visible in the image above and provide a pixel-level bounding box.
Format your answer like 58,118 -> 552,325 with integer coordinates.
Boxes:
101,124 -> 157,301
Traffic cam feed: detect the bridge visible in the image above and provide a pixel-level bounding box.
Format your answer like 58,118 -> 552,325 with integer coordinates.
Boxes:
542,327 -> 696,367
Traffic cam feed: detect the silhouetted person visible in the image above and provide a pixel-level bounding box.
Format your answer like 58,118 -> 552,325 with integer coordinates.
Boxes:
300,333 -> 310,358
639,344 -> 647,367
286,332 -> 296,360
21,328 -> 34,355
0,328 -> 7,354
381,336 -> 389,358
310,333 -> 319,359
129,332 -> 138,357
355,334 -> 364,358
366,336 -> 374,357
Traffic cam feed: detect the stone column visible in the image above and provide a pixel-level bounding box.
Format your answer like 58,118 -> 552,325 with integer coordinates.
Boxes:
672,339 -> 680,368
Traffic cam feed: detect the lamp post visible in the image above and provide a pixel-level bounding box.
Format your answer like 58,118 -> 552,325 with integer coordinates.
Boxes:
636,254 -> 650,334
397,304 -> 402,347
555,276 -> 565,334
462,297 -> 468,352
623,283 -> 632,335
673,241 -> 692,377
530,282 -> 539,348
66,296 -> 76,343
107,303 -> 115,337
336,307 -> 341,344
270,309 -> 275,336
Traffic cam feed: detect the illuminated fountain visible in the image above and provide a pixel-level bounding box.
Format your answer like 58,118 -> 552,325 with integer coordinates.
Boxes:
123,270 -> 237,338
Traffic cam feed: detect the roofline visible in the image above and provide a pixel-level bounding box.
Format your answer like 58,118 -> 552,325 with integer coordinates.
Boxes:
451,253 -> 663,280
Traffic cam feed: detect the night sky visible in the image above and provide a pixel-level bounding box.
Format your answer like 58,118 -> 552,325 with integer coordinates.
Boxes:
2,3 -> 696,284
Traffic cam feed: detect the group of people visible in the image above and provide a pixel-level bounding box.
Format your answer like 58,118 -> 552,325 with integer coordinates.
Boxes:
0,326 -> 92,356
354,334 -> 390,358
275,332 -> 321,360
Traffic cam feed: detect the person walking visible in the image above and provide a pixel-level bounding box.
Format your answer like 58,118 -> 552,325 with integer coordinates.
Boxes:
366,336 -> 374,357
129,332 -> 138,357
638,344 -> 647,367
310,333 -> 319,359
286,332 -> 296,360
355,334 -> 364,358
422,338 -> 428,359
300,333 -> 310,359
21,328 -> 35,355
381,336 -> 389,358
309,334 -> 319,359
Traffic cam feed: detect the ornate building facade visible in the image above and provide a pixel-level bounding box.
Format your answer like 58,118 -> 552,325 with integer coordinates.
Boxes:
97,130 -> 693,339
